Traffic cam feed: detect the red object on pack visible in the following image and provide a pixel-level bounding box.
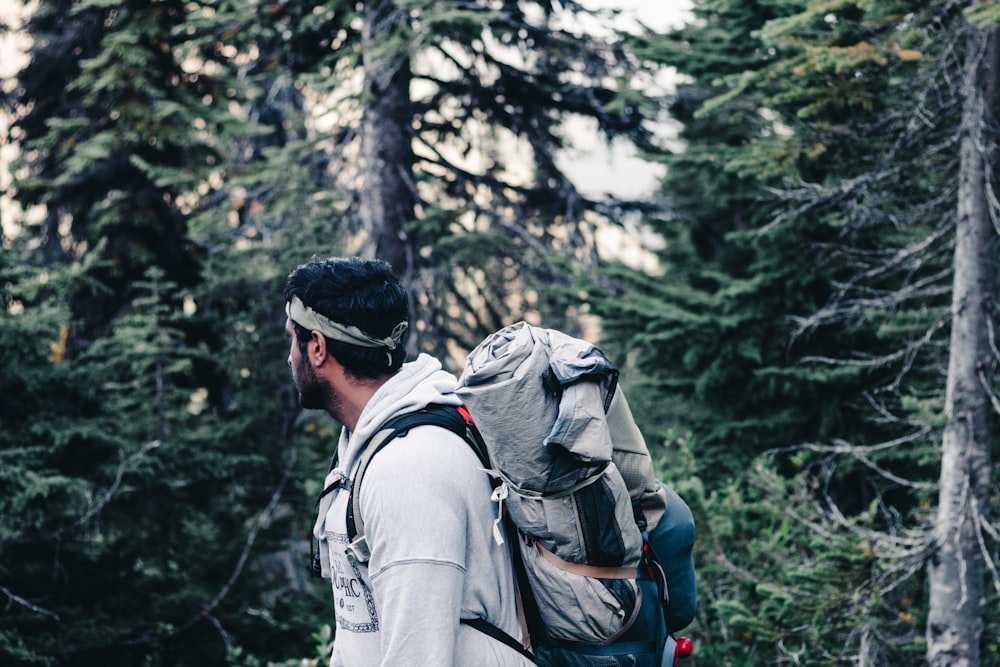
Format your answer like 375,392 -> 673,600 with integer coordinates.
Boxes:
673,636 -> 694,664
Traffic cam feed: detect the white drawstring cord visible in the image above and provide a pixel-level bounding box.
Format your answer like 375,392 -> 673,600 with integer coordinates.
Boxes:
489,480 -> 509,546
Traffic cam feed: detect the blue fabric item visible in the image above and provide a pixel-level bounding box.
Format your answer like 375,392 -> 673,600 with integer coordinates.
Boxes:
649,482 -> 697,633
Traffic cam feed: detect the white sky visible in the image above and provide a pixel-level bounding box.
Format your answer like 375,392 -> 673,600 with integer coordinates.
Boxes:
1,1 -> 30,239
561,0 -> 691,200
0,1 -> 30,79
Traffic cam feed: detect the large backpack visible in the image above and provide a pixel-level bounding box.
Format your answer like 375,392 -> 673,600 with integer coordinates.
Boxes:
456,322 -> 696,665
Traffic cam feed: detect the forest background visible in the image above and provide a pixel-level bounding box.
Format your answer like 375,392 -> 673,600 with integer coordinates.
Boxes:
2,0 -> 999,665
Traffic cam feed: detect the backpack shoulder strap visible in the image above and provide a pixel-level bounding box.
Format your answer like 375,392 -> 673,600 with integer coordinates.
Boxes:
345,404 -> 489,562
341,403 -> 537,662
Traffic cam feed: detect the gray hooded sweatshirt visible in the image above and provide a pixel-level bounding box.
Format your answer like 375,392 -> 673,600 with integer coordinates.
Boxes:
315,354 -> 532,667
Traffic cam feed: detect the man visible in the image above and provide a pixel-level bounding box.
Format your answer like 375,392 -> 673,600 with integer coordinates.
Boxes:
283,257 -> 532,666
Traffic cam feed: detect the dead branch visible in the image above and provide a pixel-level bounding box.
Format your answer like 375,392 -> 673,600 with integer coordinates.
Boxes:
0,583 -> 61,621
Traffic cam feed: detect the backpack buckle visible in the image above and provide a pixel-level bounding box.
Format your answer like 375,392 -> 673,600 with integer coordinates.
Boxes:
346,535 -> 371,564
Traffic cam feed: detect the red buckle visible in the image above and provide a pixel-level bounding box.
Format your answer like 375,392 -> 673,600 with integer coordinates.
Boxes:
456,404 -> 475,424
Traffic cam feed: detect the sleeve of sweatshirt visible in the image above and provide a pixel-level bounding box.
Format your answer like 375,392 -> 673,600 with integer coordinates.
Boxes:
358,427 -> 476,667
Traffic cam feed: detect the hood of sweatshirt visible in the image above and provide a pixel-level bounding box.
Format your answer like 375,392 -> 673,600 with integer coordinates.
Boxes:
336,353 -> 462,479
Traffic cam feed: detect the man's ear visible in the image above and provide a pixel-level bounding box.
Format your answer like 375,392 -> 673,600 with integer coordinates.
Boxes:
308,330 -> 327,367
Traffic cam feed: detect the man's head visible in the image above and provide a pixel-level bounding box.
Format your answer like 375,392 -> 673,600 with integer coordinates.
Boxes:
284,257 -> 410,396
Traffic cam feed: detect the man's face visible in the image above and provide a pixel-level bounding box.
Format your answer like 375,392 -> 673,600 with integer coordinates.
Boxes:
286,318 -> 333,411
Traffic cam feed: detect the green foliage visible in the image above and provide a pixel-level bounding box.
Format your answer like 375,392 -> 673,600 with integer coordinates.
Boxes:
10,0 -> 224,338
965,2 -> 1000,29
247,0 -> 665,358
3,2 -> 335,662
265,624 -> 335,667
0,265 -> 329,666
670,443 -> 928,666
587,0 -> 998,664
590,0 -> 962,487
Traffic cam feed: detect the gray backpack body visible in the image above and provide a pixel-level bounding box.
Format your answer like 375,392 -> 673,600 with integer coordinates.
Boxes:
456,322 -> 697,663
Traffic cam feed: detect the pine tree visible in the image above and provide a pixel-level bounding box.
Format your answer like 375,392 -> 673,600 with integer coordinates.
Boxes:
745,4 -> 1000,663
12,0 -> 221,339
586,0 -> 888,481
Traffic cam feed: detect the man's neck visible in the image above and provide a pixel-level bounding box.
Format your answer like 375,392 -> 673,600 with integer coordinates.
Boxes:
331,371 -> 394,432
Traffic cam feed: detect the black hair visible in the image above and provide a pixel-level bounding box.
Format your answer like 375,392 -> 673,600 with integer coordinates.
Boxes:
284,257 -> 410,378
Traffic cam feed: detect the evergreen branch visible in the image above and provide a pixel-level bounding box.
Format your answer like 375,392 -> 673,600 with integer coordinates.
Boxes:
880,555 -> 929,598
985,313 -> 1000,372
851,450 -> 937,491
984,128 -> 1000,225
411,131 -> 536,201
465,264 -> 514,325
412,124 -> 598,239
834,226 -> 953,299
799,312 -> 951,387
790,274 -> 952,342
882,315 -> 952,397
862,391 -> 923,428
977,369 -> 1000,418
202,612 -> 235,659
435,268 -> 505,343
978,309 -> 1000,415
747,475 -> 924,638
433,41 -> 485,92
808,482 -> 930,574
0,584 -> 61,621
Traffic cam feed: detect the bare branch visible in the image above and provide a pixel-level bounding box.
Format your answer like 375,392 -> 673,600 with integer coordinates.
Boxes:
76,441 -> 162,532
971,495 -> 1000,596
768,428 -> 932,458
1,584 -> 61,621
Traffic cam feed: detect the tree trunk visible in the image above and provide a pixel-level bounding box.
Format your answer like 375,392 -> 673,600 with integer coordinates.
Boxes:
357,0 -> 423,357
357,0 -> 417,284
926,16 -> 999,667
